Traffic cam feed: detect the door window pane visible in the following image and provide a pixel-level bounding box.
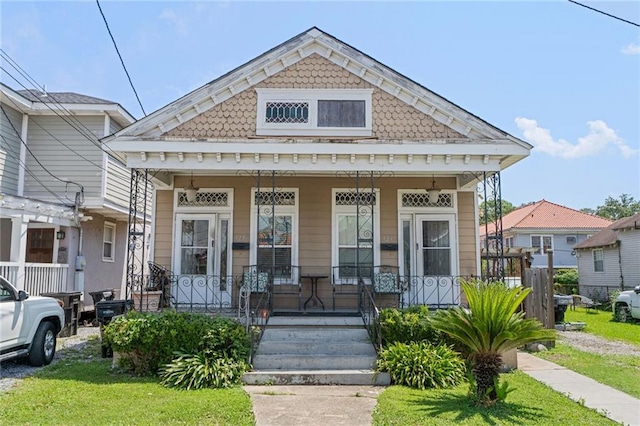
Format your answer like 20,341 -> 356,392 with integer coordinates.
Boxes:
422,221 -> 451,276
179,219 -> 209,275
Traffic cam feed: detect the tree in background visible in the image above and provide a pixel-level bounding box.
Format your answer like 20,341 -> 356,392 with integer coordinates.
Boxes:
479,199 -> 515,225
583,194 -> 640,220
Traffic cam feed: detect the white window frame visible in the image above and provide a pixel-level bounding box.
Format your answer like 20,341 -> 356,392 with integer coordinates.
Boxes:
593,249 -> 604,272
531,234 -> 553,255
249,188 -> 299,277
505,236 -> 514,248
331,188 -> 381,282
171,188 -> 234,276
256,88 -> 373,137
103,222 -> 116,262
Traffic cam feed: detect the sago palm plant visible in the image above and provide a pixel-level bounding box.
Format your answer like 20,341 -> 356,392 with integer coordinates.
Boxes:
430,279 -> 555,404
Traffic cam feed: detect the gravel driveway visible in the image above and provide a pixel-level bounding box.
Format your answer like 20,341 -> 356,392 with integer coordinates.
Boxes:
557,330 -> 640,356
0,326 -> 101,393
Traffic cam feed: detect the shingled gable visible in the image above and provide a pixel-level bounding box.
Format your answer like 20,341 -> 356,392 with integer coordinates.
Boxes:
106,27 -> 528,143
104,27 -> 532,179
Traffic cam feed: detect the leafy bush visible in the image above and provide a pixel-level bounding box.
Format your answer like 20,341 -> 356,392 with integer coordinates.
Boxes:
377,341 -> 466,389
379,306 -> 444,347
554,269 -> 579,285
159,353 -> 249,390
103,310 -> 248,375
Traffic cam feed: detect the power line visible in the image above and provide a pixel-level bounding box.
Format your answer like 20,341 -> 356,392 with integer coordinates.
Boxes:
95,0 -> 147,116
0,134 -> 73,205
568,0 -> 640,27
0,59 -> 129,164
1,104 -> 84,201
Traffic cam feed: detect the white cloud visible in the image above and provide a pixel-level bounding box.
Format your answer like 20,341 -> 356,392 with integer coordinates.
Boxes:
515,117 -> 637,159
621,42 -> 640,55
159,9 -> 188,37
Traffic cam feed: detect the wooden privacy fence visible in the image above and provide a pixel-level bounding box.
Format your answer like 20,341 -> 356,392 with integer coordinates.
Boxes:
523,268 -> 554,329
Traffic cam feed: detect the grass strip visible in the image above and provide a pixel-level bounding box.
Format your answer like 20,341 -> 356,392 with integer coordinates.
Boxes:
372,370 -> 617,425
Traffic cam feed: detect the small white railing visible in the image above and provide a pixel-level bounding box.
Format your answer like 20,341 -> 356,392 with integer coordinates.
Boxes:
0,262 -> 68,295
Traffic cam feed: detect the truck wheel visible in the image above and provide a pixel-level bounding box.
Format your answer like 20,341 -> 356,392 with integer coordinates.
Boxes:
29,321 -> 57,366
615,305 -> 631,323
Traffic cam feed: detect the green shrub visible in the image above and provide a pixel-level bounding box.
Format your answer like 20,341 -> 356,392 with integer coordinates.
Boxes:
379,306 -> 443,347
159,353 -> 249,390
377,341 -> 466,389
103,310 -> 248,375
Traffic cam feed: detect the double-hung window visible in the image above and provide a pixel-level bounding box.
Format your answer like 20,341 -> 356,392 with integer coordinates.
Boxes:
251,189 -> 298,280
256,89 -> 373,137
593,249 -> 604,272
103,222 -> 115,262
332,189 -> 379,280
531,235 -> 552,255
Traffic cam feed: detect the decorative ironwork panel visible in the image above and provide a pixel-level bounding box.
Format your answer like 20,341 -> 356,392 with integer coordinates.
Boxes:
401,193 -> 452,208
177,191 -> 229,207
265,102 -> 309,123
335,191 -> 377,206
255,191 -> 296,206
126,169 -> 151,302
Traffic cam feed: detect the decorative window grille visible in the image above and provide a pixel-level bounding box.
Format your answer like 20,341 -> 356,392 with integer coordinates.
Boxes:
335,192 -> 376,206
401,193 -> 452,208
178,191 -> 229,207
265,102 -> 309,123
254,191 -> 296,206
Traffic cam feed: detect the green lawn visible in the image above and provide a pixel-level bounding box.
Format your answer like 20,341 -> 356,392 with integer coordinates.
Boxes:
372,371 -> 616,425
563,309 -> 640,346
535,342 -> 640,398
0,360 -> 254,425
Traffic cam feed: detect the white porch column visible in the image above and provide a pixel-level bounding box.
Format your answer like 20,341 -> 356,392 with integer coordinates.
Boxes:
10,216 -> 28,290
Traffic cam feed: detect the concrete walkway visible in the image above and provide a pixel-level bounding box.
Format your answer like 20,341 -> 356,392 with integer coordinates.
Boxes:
244,385 -> 384,426
245,355 -> 640,426
518,352 -> 640,426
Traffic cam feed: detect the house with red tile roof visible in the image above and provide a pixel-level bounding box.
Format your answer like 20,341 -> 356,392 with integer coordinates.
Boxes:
480,200 -> 613,268
574,213 -> 640,300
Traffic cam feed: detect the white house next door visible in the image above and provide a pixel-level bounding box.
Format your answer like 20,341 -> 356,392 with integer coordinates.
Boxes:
173,214 -> 231,307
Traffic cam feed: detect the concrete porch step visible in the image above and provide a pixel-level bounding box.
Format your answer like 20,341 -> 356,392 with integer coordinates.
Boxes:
242,370 -> 391,386
267,316 -> 364,327
253,354 -> 377,370
261,327 -> 370,341
257,340 -> 376,356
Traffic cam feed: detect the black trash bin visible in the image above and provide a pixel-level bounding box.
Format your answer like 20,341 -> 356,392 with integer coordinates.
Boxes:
41,291 -> 82,337
554,294 -> 574,323
96,299 -> 133,357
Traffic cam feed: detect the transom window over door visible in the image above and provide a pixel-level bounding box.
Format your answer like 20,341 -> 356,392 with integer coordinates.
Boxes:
251,189 -> 298,280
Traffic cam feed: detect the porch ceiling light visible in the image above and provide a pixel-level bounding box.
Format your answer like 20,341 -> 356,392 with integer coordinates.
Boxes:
184,172 -> 199,203
426,175 -> 441,203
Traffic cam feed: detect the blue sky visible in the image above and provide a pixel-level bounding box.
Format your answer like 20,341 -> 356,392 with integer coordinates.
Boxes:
2,1 -> 638,211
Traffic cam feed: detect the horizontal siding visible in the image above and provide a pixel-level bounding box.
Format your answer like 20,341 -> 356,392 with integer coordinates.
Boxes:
105,158 -> 131,210
0,103 -> 23,195
23,115 -> 104,200
109,120 -> 123,136
153,176 -> 477,277
619,230 -> 640,287
576,248 -> 620,287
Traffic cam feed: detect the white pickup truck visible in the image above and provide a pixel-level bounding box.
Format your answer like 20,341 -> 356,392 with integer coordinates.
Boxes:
0,275 -> 65,366
613,285 -> 640,322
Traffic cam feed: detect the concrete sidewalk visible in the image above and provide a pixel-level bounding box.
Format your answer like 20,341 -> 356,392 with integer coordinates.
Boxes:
244,385 -> 384,426
518,352 -> 640,426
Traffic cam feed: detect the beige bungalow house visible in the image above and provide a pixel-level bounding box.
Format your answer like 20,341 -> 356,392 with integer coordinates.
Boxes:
105,27 -> 531,314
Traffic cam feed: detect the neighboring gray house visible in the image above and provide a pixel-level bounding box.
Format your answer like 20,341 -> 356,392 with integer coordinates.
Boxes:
0,83 -> 143,311
574,213 -> 640,300
480,200 -> 613,268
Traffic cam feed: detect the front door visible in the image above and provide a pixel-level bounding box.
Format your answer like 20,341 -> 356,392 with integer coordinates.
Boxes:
174,214 -> 230,307
412,215 -> 459,306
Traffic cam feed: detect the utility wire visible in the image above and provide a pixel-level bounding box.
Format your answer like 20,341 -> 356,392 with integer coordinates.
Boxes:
0,134 -> 73,205
1,61 -> 129,164
568,0 -> 640,27
95,0 -> 147,116
1,105 -> 84,200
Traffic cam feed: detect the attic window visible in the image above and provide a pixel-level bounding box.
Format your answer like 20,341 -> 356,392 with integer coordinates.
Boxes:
256,88 -> 372,137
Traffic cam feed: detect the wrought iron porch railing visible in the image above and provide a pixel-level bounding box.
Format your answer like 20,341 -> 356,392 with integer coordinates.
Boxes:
359,278 -> 382,352
401,275 -> 466,309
